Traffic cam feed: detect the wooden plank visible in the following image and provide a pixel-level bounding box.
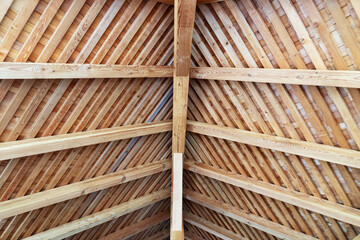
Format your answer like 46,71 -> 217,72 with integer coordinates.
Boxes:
0,159 -> 171,220
100,211 -> 169,240
0,63 -> 174,79
184,212 -> 248,240
0,120 -> 172,161
190,67 -> 360,88
184,190 -> 317,240
186,121 -> 360,168
184,160 -> 360,226
25,188 -> 171,240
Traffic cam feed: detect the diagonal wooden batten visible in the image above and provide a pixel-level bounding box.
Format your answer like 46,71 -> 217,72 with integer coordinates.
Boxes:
0,120 -> 172,161
0,159 -> 171,220
187,121 -> 360,169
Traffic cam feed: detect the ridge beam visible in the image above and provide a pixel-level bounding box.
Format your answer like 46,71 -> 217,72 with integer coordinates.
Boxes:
171,0 -> 197,239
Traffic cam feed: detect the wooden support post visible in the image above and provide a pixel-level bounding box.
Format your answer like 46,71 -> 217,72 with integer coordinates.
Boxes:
171,0 -> 197,239
172,153 -> 184,239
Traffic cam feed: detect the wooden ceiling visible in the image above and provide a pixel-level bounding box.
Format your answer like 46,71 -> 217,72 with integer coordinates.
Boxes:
0,0 -> 359,239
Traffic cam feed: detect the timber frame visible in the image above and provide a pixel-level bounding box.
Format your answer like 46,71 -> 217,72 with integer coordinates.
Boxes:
0,0 -> 359,239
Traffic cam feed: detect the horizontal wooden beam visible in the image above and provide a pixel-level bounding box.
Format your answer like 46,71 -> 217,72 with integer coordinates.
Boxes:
184,212 -> 248,240
0,63 -> 173,79
190,67 -> 360,88
100,211 -> 170,240
26,188 -> 171,240
187,121 -> 360,168
0,120 -> 172,161
184,161 -> 360,227
184,190 -> 317,240
0,159 -> 171,220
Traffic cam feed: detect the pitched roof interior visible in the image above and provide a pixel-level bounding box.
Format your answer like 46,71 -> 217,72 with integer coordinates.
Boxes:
0,0 -> 359,239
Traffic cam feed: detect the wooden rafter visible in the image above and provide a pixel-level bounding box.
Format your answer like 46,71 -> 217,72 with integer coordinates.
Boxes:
187,121 -> 360,168
184,160 -> 360,226
0,159 -> 171,219
0,120 -> 172,161
26,188 -> 170,240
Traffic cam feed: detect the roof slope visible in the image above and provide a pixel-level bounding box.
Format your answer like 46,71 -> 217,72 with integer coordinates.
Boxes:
0,0 -> 173,239
0,0 -> 359,239
185,0 -> 360,239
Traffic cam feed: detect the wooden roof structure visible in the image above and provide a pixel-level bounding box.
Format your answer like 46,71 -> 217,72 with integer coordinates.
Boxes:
0,0 -> 359,239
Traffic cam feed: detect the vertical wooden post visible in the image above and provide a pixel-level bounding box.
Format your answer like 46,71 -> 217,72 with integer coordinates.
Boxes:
171,0 -> 196,239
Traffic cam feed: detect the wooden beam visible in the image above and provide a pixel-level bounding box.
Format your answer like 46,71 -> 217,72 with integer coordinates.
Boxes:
172,0 -> 196,239
186,121 -> 360,168
100,211 -> 170,240
184,190 -> 317,240
0,120 -> 172,161
184,212 -> 248,240
0,159 -> 171,220
190,67 -> 360,88
0,63 -> 174,79
184,160 -> 360,227
25,188 -> 170,240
